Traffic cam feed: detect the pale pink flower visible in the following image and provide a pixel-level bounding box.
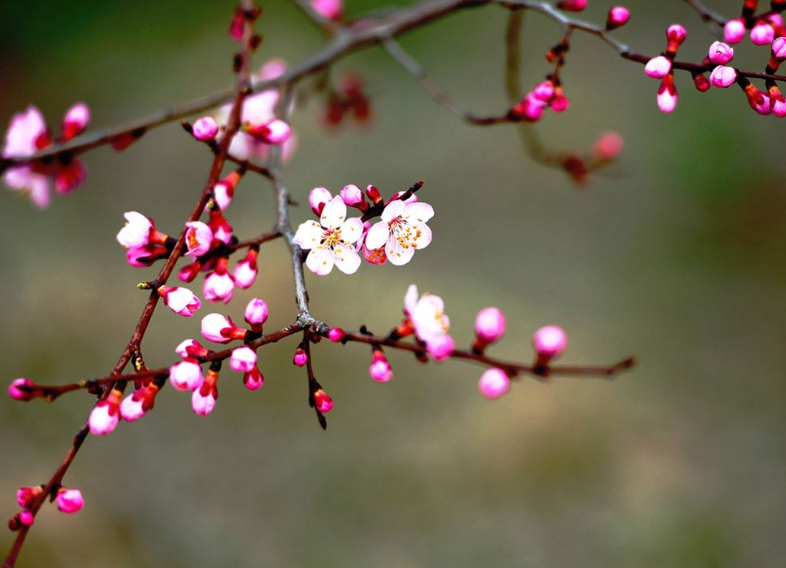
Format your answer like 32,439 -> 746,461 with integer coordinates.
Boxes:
192,116 -> 219,141
708,41 -> 734,65
644,56 -> 672,79
88,390 -> 121,436
230,346 -> 257,372
170,361 -> 204,391
478,368 -> 511,400
293,196 -> 363,275
309,186 -> 332,215
120,390 -> 147,421
311,0 -> 342,20
724,18 -> 746,44
245,298 -> 269,329
55,488 -> 84,514
204,270 -> 235,304
201,313 -> 246,343
404,285 -> 451,349
657,78 -> 678,113
175,339 -> 209,360
117,212 -> 154,248
710,66 -> 738,88
364,199 -> 433,266
157,285 -> 201,317
192,386 -> 217,416
185,221 -> 213,257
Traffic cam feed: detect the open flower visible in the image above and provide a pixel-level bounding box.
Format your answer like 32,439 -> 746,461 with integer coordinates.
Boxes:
185,221 -> 213,257
293,196 -> 363,275
364,199 -> 433,266
403,285 -> 451,353
2,104 -> 89,208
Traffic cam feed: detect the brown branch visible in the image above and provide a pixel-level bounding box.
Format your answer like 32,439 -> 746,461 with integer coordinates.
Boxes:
2,3 -> 260,567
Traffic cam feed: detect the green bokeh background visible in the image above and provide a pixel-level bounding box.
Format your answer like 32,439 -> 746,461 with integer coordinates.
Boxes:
2,1 -> 786,567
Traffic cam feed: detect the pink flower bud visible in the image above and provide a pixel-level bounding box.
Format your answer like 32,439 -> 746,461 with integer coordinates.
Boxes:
478,368 -> 511,400
708,41 -> 734,65
62,103 -> 90,140
192,385 -> 217,416
556,0 -> 587,12
750,22 -> 775,46
243,367 -> 265,390
88,390 -> 122,436
120,390 -> 147,421
709,65 -> 738,88
9,378 -> 35,401
230,346 -> 257,373
311,0 -> 342,20
203,271 -> 235,304
549,93 -> 569,113
744,83 -> 772,115
475,307 -> 507,343
213,171 -> 241,211
327,327 -> 345,342
126,244 -> 166,268
201,313 -> 245,343
157,285 -> 202,317
55,488 -> 84,514
724,18 -> 746,44
771,88 -> 786,117
512,94 -> 547,122
657,77 -> 678,113
117,212 -> 154,248
313,389 -> 334,413
185,221 -> 213,257
175,339 -> 209,360
427,334 -> 455,362
309,186 -> 332,215
593,131 -> 624,161
666,24 -> 687,47
16,486 -> 43,508
772,36 -> 786,61
245,119 -> 292,145
192,116 -> 219,141
233,249 -> 258,289
19,511 -> 35,527
340,184 -> 364,207
606,6 -> 630,30
533,325 -> 568,358
208,210 -> 234,245
229,8 -> 245,41
170,361 -> 204,391
645,56 -> 672,79
244,298 -> 269,329
178,261 -> 202,282
369,351 -> 393,382
293,347 -> 308,367
366,184 -> 383,204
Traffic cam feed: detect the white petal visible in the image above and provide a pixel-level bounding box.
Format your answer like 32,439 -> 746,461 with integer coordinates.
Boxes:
320,196 -> 346,230
293,220 -> 323,250
404,285 -> 419,315
306,248 -> 334,275
403,202 -> 434,225
339,217 -> 364,245
365,221 -> 389,250
381,199 -> 406,223
411,223 -> 432,250
333,246 -> 361,274
385,238 -> 415,266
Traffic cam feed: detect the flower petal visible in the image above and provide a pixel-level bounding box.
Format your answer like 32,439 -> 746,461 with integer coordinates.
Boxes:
293,220 -> 323,250
385,238 -> 415,266
306,247 -> 334,275
404,285 -> 419,315
365,221 -> 389,250
381,199 -> 406,223
339,217 -> 364,245
411,223 -> 432,250
333,246 -> 361,274
403,202 -> 434,225
320,196 -> 346,230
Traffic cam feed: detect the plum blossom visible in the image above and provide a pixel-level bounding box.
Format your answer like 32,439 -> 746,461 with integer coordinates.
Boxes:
185,221 -> 213,257
2,104 -> 89,208
157,285 -> 201,317
478,368 -> 511,400
170,361 -> 204,391
55,488 -> 84,514
364,199 -> 433,266
403,285 -> 452,355
88,389 -> 122,436
293,196 -> 363,275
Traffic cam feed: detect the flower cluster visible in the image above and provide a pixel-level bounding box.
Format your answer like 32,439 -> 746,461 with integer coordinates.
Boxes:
2,104 -> 90,207
294,185 -> 434,275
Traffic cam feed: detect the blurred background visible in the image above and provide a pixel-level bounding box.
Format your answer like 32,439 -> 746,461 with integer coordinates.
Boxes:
2,0 -> 786,567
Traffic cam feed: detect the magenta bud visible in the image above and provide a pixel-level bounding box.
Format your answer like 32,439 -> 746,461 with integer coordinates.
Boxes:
327,327 -> 345,342
243,367 -> 265,390
293,347 -> 308,367
18,511 -> 35,527
192,116 -> 219,141
309,186 -> 332,215
56,488 -> 84,514
708,41 -> 734,65
314,389 -> 334,413
533,325 -> 568,359
724,19 -> 746,44
427,334 -> 455,361
750,22 -> 775,46
9,378 -> 35,401
478,368 -> 511,400
369,351 -> 393,382
244,298 -> 269,329
340,184 -> 364,207
606,6 -> 630,30
475,307 -> 507,344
